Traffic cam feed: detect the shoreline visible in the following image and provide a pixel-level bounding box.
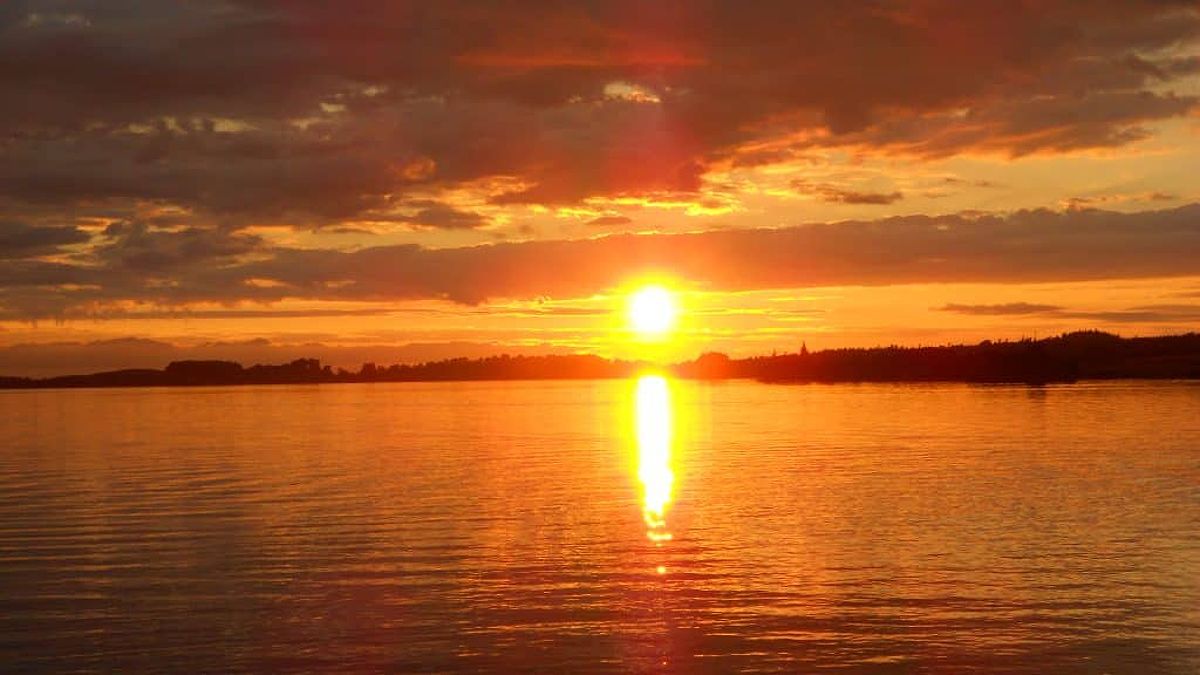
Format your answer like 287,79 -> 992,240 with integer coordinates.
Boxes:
4,330 -> 1198,391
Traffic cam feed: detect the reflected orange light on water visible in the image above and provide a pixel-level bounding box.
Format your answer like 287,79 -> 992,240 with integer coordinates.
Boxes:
635,375 -> 674,544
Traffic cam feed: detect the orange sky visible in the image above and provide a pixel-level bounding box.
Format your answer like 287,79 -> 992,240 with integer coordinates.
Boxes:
2,2 -> 1199,375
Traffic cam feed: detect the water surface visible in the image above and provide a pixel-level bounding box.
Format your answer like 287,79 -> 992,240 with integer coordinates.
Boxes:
1,379 -> 1197,672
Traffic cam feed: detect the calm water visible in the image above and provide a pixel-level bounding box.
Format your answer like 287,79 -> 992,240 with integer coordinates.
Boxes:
1,379 -> 1198,673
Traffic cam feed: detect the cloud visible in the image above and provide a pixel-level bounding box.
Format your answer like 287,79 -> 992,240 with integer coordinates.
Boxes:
1058,304 -> 1200,323
2,2 -> 1200,322
0,0 -> 1196,224
940,301 -> 1200,323
1061,192 -> 1179,210
94,220 -> 263,272
586,215 -> 633,227
835,90 -> 1199,158
0,222 -> 90,258
4,204 -> 1199,318
942,177 -> 1001,189
793,181 -> 904,205
37,307 -> 402,321
396,204 -> 489,230
939,303 -> 1063,316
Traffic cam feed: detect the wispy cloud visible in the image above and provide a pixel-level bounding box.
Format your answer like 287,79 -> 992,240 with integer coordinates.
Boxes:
792,182 -> 904,205
939,303 -> 1063,316
940,301 -> 1200,323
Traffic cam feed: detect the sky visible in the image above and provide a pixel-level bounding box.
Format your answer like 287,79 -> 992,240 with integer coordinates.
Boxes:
2,0 -> 1200,375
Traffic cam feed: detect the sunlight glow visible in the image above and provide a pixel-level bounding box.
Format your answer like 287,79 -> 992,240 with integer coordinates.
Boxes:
636,375 -> 674,543
628,285 -> 677,338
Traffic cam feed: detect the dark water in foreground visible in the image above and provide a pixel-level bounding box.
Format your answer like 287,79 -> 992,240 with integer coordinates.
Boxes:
1,379 -> 1197,673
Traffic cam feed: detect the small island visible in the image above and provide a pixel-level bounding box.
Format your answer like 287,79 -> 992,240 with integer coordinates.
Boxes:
2,331 -> 1198,390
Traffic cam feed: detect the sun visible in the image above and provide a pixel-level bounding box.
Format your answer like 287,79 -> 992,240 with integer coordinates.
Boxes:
628,285 -> 678,337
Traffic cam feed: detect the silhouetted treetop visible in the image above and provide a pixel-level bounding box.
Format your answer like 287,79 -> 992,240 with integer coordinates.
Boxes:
2,331 -> 1197,389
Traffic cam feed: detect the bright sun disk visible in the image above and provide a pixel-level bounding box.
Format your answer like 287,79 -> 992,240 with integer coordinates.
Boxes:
628,285 -> 677,337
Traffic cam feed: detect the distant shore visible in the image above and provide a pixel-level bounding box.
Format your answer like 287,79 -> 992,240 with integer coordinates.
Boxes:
2,331 -> 1198,391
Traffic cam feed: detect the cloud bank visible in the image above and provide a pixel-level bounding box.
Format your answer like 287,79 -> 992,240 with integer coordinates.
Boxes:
4,204 -> 1199,318
0,1 -> 1197,223
2,1 -> 1199,323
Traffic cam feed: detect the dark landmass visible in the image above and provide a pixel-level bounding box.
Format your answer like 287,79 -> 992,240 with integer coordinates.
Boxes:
2,331 -> 1199,390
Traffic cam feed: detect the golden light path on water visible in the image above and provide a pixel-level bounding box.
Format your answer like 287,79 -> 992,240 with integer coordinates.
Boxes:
635,375 -> 674,548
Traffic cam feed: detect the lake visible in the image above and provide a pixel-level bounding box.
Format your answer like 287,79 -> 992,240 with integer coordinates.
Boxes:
1,379 -> 1197,672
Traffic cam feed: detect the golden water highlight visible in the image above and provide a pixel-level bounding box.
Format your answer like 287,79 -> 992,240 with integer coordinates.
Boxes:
635,374 -> 674,543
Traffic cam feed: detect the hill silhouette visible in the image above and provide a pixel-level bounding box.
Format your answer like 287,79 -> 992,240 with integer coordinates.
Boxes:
1,331 -> 1198,390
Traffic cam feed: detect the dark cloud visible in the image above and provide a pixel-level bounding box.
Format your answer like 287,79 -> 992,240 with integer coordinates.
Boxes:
1062,192 -> 1178,210
396,204 -> 489,230
0,222 -> 89,258
94,221 -> 263,272
836,191 -> 903,205
0,0 -> 1195,222
39,307 -> 401,321
942,177 -> 1001,189
940,303 -> 1063,316
1058,304 -> 1200,323
586,215 -> 634,227
4,204 -> 1199,318
839,89 -> 1198,158
0,259 -> 95,288
940,301 -> 1200,324
794,182 -> 904,205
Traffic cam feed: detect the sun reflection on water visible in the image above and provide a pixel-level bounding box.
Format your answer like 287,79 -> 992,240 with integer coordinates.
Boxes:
635,375 -> 674,544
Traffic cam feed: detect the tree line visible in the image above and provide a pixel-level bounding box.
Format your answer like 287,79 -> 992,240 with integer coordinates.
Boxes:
2,331 -> 1198,390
